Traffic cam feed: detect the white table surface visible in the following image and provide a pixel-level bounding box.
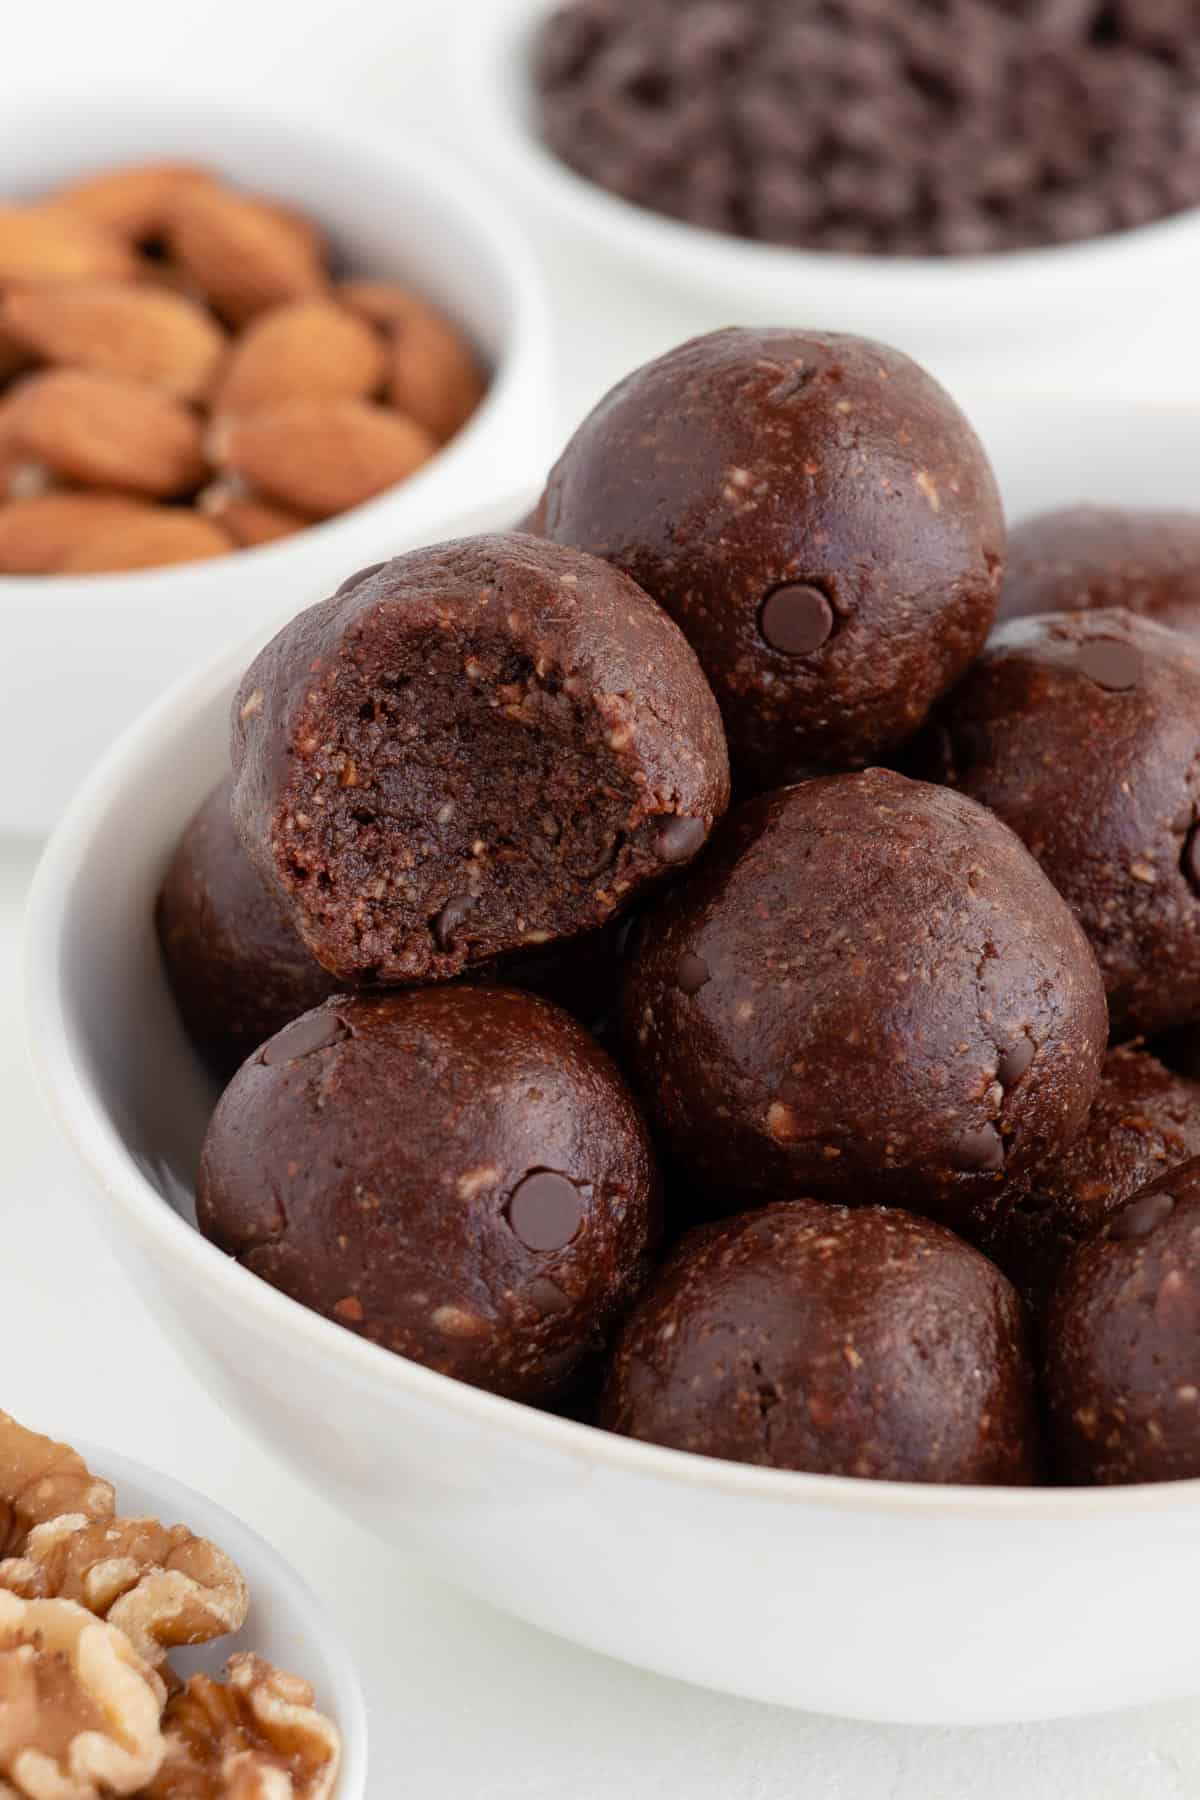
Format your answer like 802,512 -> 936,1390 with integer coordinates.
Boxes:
7,2 -> 1200,1793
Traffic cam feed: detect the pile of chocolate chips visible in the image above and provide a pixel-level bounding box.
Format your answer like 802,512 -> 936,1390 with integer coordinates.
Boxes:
532,0 -> 1200,255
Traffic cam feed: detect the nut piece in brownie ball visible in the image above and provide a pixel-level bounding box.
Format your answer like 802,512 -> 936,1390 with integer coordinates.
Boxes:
998,507 -> 1200,636
538,328 -> 1004,789
156,778 -> 337,1080
925,609 -> 1200,1039
599,1201 -> 1037,1484
964,1045 -> 1200,1324
622,769 -> 1107,1225
232,534 -> 729,984
197,985 -> 661,1405
1044,1158 -> 1200,1485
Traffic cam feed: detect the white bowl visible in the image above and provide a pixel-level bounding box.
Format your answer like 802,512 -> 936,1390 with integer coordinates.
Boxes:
464,0 -> 1200,362
25,401 -> 1200,1728
0,91 -> 552,838
65,1439 -> 367,1800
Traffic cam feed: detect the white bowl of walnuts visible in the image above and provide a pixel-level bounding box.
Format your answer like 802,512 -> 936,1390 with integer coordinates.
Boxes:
0,93 -> 552,836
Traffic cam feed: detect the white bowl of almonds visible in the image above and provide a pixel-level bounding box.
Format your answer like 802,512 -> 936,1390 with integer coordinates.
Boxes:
0,95 -> 551,836
0,1407 -> 365,1800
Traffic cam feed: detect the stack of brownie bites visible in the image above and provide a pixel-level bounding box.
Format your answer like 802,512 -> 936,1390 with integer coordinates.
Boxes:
158,325 -> 1200,1489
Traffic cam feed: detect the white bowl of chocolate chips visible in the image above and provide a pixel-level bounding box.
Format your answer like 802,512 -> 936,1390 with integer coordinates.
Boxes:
466,0 -> 1200,366
25,363 -> 1200,1726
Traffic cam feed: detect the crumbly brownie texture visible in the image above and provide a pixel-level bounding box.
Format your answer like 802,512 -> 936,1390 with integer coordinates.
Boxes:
539,328 -> 1004,789
231,534 -> 729,984
533,0 -> 1200,256
600,1200 -> 1038,1484
197,985 -> 661,1405
621,769 -> 1108,1224
923,608 -> 1200,1038
964,1045 -> 1200,1323
156,778 -> 337,1080
1044,1158 -> 1200,1484
998,507 -> 1200,635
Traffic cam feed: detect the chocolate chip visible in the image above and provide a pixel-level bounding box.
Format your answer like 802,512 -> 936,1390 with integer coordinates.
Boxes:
953,1124 -> 1005,1172
1109,1188 -> 1177,1240
334,561 -> 387,597
998,1037 -> 1035,1087
527,1276 -> 572,1315
1182,826 -> 1200,897
431,892 -> 476,951
655,815 -> 706,863
1078,637 -> 1143,691
758,583 -> 835,656
507,1171 -> 584,1252
261,1010 -> 346,1065
676,950 -> 711,994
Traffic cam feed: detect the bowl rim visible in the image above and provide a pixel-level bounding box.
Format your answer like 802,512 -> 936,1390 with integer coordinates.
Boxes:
0,86 -> 551,594
462,0 -> 1200,293
66,1437 -> 369,1800
24,431 -> 1200,1529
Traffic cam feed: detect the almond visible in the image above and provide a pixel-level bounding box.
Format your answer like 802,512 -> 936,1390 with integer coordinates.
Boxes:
215,397 -> 435,517
0,491 -> 151,573
52,163 -> 215,242
199,481 -> 308,546
339,278 -> 428,331
1,282 -> 227,401
0,204 -> 142,284
55,507 -> 234,573
214,297 -> 385,416
7,369 -> 208,497
253,197 -> 327,268
165,185 -> 326,325
339,279 -> 484,443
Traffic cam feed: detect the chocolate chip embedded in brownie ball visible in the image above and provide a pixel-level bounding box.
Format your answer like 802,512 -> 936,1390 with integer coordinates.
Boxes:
622,769 -> 1107,1225
998,507 -> 1200,636
197,985 -> 661,1405
963,1045 -> 1200,1324
156,777 -> 337,1081
1044,1158 -> 1200,1484
599,1201 -> 1038,1484
924,608 -> 1200,1039
231,533 -> 729,985
538,328 -> 1005,789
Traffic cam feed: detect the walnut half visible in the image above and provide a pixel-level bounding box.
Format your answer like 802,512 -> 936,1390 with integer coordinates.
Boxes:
0,1518 -> 249,1672
0,1591 -> 166,1800
0,1415 -> 114,1558
140,1655 -> 340,1800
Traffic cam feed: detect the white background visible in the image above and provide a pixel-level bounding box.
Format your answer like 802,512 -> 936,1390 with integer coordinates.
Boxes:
6,2 -> 1200,1794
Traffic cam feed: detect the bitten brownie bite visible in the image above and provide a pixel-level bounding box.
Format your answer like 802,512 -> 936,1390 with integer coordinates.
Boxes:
925,609 -> 1200,1039
998,507 -> 1200,635
538,328 -> 1005,789
1044,1159 -> 1200,1485
622,769 -> 1107,1224
600,1202 -> 1037,1484
964,1046 -> 1200,1324
156,778 -> 336,1080
197,985 -> 661,1404
232,534 -> 729,984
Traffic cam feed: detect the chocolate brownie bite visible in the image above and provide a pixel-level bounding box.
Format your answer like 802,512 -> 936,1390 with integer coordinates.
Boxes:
599,1201 -> 1037,1484
998,507 -> 1200,636
1044,1159 -> 1200,1484
925,608 -> 1200,1039
232,534 -> 729,985
538,328 -> 1005,789
623,769 -> 1107,1225
964,1046 -> 1200,1324
197,985 -> 661,1405
156,778 -> 337,1080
